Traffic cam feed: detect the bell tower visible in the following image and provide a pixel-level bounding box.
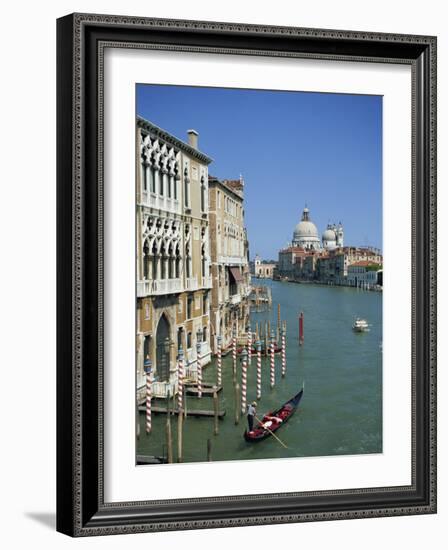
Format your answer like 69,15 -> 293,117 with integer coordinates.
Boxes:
336,222 -> 344,247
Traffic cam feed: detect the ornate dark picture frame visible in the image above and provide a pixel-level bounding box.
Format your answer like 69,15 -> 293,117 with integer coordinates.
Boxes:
56,13 -> 437,536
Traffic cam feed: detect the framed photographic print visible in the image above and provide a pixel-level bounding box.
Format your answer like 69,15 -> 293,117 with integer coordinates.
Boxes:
56,13 -> 437,536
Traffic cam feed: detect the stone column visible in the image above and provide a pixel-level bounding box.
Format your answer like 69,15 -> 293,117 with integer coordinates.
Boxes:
147,254 -> 154,280
162,169 -> 169,198
169,174 -> 174,199
156,254 -> 162,280
154,168 -> 161,195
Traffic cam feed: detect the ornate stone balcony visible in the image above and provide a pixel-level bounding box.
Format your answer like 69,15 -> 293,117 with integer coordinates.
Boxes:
140,190 -> 180,214
185,276 -> 198,291
201,276 -> 213,288
218,255 -> 247,266
229,294 -> 241,305
137,278 -> 182,297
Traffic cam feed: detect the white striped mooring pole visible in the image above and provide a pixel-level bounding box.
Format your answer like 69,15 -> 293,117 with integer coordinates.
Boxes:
256,340 -> 262,400
196,341 -> 203,399
177,346 -> 184,412
281,326 -> 286,377
144,356 -> 152,434
241,348 -> 248,414
217,335 -> 222,387
270,331 -> 276,389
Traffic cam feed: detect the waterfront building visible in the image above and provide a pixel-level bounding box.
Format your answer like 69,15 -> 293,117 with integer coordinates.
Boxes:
340,246 -> 382,266
277,246 -> 321,281
252,254 -> 277,279
347,261 -> 383,288
208,175 -> 251,352
136,117 -> 213,400
277,246 -> 307,279
316,250 -> 346,284
277,204 -> 382,285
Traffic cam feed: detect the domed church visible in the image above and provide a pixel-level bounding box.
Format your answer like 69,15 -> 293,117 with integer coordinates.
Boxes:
292,207 -> 343,250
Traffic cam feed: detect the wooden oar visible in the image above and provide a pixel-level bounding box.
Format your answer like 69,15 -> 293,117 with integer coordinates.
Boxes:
254,414 -> 288,449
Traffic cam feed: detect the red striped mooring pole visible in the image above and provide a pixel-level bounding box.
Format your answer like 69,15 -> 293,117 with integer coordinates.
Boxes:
196,341 -> 202,399
232,326 -> 237,377
247,326 -> 252,365
281,326 -> 286,377
217,335 -> 222,387
177,347 -> 184,412
241,348 -> 248,414
256,340 -> 262,400
299,311 -> 304,345
144,356 -> 152,434
270,331 -> 275,388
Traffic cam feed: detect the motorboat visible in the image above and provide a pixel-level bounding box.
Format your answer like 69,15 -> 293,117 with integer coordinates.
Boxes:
352,318 -> 370,332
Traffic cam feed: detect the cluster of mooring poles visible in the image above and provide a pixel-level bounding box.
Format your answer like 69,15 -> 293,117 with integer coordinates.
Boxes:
140,305 -> 304,463
233,303 -> 292,422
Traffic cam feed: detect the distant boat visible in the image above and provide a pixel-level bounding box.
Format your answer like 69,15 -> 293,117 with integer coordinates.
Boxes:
244,388 -> 304,443
352,318 -> 370,332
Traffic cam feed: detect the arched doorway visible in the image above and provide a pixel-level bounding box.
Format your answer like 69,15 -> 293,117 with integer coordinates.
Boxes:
156,314 -> 170,382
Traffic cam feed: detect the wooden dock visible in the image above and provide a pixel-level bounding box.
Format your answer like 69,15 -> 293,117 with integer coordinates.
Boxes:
139,405 -> 226,418
185,383 -> 222,396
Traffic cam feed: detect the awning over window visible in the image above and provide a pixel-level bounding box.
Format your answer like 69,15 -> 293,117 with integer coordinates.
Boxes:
228,266 -> 243,283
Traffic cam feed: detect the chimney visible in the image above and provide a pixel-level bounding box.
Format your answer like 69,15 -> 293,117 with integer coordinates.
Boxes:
187,129 -> 199,149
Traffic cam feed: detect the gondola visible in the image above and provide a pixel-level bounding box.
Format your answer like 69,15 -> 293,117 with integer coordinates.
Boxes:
244,388 -> 304,442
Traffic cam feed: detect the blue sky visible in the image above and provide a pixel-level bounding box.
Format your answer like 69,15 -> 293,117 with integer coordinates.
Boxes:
137,85 -> 382,260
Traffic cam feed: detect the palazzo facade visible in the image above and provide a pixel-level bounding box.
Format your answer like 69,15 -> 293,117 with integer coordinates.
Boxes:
136,117 -> 213,400
208,176 -> 251,352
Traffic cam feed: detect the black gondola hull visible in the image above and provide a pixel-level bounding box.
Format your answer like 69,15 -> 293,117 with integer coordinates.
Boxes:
244,388 -> 304,442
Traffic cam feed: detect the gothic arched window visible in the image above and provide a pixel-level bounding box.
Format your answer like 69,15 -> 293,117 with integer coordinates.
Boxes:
141,158 -> 148,191
184,167 -> 190,208
143,241 -> 150,279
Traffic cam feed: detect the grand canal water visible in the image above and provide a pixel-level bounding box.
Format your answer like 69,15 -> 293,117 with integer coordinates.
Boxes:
137,280 -> 382,464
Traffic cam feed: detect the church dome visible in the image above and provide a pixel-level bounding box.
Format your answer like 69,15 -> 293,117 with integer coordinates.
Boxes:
293,220 -> 319,241
322,228 -> 336,242
292,207 -> 321,250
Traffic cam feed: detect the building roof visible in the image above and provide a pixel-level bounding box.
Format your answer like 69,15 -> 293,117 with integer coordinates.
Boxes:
137,116 -> 213,165
208,175 -> 244,200
279,246 -> 307,254
341,246 -> 382,254
223,178 -> 244,191
349,260 -> 382,267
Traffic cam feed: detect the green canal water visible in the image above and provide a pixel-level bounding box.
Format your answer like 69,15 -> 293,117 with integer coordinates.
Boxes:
137,280 -> 382,464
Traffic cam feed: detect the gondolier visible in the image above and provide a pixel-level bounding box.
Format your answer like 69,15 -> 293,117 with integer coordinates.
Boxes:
247,401 -> 257,432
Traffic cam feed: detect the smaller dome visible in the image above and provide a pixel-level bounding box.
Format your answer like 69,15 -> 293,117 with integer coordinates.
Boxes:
322,228 -> 336,242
